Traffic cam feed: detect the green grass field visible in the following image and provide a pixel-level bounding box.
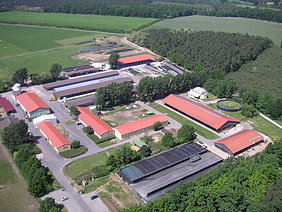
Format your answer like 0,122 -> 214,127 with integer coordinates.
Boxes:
0,146 -> 39,212
148,15 -> 282,46
149,103 -> 219,140
217,100 -> 242,109
227,46 -> 282,100
0,11 -> 158,33
208,103 -> 282,141
0,24 -> 112,79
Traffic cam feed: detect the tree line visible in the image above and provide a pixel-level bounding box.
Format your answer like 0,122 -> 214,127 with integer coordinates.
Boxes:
1,0 -> 281,23
130,29 -> 271,73
1,120 -> 54,198
123,139 -> 282,211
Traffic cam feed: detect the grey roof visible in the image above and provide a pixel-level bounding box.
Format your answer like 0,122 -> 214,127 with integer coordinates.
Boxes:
66,95 -> 95,107
54,76 -> 133,99
119,143 -> 206,183
43,71 -> 119,90
162,64 -> 184,74
0,117 -> 20,129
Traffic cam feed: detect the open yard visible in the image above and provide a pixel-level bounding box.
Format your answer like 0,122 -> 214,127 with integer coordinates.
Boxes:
148,15 -> 282,46
0,142 -> 39,212
0,11 -> 158,33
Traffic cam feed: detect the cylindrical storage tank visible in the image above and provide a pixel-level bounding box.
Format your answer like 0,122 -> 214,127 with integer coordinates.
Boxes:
12,83 -> 21,97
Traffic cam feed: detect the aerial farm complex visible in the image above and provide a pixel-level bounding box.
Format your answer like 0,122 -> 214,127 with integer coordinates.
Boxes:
0,37 -> 274,212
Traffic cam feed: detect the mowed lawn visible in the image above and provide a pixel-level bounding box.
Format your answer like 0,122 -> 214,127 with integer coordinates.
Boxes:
0,11 -> 158,33
0,145 -> 39,212
0,24 -> 111,79
149,15 -> 282,46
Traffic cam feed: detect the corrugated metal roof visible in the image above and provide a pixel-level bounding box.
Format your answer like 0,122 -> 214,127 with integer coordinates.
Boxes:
114,114 -> 168,135
43,71 -> 119,90
118,54 -> 155,64
215,130 -> 263,154
78,107 -> 113,136
38,121 -> 70,149
16,93 -> 50,113
163,94 -> 239,130
66,67 -> 100,76
133,139 -> 147,147
54,76 -> 133,99
0,97 -> 15,113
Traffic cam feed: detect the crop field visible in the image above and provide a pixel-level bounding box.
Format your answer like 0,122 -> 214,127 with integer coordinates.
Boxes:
227,46 -> 282,99
0,11 -> 158,33
0,24 -> 113,79
148,15 -> 282,46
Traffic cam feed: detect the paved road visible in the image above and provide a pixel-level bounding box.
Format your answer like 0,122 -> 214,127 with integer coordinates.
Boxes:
259,112 -> 282,129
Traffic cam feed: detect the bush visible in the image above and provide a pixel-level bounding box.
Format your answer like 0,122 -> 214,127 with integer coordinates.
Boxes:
91,165 -> 110,178
32,146 -> 42,154
83,126 -> 93,134
241,104 -> 258,118
139,145 -> 152,157
59,146 -> 87,158
152,121 -> 163,131
71,140 -> 80,149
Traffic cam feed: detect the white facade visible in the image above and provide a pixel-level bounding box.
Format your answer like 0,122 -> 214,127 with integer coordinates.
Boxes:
33,114 -> 57,128
188,87 -> 208,99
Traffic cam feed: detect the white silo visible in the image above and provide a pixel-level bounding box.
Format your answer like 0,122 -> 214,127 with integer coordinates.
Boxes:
12,83 -> 21,97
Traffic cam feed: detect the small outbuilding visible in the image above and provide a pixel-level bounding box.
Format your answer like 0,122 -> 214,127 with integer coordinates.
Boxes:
16,93 -> 50,119
188,87 -> 208,100
0,97 -> 15,114
38,121 -> 71,153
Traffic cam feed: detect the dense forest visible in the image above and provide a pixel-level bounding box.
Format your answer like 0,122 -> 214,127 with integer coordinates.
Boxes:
130,29 -> 271,73
123,140 -> 282,212
0,0 -> 281,23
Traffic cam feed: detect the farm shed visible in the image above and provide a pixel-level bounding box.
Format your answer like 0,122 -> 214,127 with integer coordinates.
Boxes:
33,114 -> 57,128
215,129 -> 264,155
43,70 -> 119,90
133,139 -> 147,148
66,95 -> 95,108
38,121 -> 71,153
16,93 -> 50,119
65,67 -> 101,77
77,107 -> 114,139
118,54 -> 155,68
0,97 -> 15,114
163,94 -> 239,133
188,87 -> 208,99
114,114 -> 168,140
118,143 -> 222,202
53,76 -> 133,100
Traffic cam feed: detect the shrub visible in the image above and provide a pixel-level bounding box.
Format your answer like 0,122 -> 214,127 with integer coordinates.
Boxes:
241,104 -> 258,118
139,145 -> 152,157
71,140 -> 80,149
91,165 -> 110,178
83,126 -> 93,134
59,146 -> 87,158
32,146 -> 42,154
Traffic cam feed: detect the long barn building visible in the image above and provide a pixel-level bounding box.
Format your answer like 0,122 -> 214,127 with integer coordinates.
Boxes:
163,94 -> 240,132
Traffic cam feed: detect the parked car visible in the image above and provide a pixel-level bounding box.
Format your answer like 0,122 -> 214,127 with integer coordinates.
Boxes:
90,195 -> 98,200
61,196 -> 68,201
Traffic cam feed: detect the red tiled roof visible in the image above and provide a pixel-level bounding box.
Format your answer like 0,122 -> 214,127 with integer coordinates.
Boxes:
162,94 -> 239,130
118,54 -> 155,64
16,93 -> 50,113
215,130 -> 263,154
38,121 -> 70,149
77,107 -> 113,136
0,97 -> 15,113
114,114 -> 168,135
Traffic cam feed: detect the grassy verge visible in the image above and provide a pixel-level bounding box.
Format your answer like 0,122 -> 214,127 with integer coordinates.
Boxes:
59,146 -> 88,158
64,119 -> 76,125
0,145 -> 39,212
87,134 -> 116,148
55,124 -> 70,139
208,103 -> 282,141
149,103 -> 218,140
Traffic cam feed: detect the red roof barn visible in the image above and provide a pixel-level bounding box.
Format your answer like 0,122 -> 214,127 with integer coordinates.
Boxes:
215,130 -> 264,155
77,107 -> 114,139
118,54 -> 155,67
0,97 -> 15,113
163,94 -> 239,132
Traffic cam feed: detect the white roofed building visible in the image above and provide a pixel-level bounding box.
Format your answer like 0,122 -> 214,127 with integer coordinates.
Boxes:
188,87 -> 208,100
33,114 -> 57,128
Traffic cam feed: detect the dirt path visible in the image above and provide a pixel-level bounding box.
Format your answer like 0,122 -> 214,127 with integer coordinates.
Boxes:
121,37 -> 161,58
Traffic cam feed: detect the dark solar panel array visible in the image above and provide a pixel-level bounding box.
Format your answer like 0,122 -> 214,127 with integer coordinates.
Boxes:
62,65 -> 92,72
107,48 -> 133,54
120,143 -> 206,183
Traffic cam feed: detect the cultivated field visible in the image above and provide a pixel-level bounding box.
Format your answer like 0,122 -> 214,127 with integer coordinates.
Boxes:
227,46 -> 282,99
0,11 -> 158,33
0,24 -> 114,79
148,15 -> 282,46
